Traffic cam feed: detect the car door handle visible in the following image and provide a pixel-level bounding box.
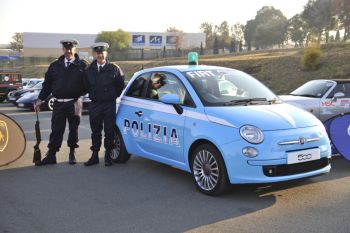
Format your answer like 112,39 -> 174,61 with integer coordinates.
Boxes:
135,111 -> 143,117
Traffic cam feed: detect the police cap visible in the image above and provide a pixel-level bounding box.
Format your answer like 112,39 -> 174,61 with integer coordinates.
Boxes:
60,39 -> 78,49
91,42 -> 109,52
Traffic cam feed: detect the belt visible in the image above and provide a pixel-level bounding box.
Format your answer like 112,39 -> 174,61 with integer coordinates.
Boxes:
55,98 -> 74,102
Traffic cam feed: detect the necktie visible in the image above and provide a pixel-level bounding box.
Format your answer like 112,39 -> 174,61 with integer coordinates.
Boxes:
98,65 -> 101,73
66,61 -> 71,68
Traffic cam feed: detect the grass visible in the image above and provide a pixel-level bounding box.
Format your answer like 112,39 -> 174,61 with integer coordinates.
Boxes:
11,43 -> 350,95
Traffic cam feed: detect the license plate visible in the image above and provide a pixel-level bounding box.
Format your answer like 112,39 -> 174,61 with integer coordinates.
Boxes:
287,148 -> 320,164
18,103 -> 24,107
9,97 -> 15,101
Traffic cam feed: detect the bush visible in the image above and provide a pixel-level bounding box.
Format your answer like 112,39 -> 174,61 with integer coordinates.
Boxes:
301,43 -> 321,70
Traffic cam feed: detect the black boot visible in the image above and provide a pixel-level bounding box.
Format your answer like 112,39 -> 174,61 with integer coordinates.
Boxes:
84,151 -> 99,166
104,150 -> 112,167
68,148 -> 77,165
35,150 -> 57,166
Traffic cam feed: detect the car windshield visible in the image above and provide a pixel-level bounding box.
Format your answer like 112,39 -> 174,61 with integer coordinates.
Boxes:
184,69 -> 279,106
290,80 -> 334,98
31,81 -> 43,89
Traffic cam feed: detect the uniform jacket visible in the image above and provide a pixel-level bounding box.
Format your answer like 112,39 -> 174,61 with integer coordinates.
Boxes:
39,54 -> 87,100
84,60 -> 125,102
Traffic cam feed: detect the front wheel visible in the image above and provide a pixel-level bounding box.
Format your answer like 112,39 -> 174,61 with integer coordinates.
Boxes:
191,144 -> 229,195
110,128 -> 131,163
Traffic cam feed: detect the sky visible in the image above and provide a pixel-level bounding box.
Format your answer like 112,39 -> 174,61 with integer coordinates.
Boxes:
0,0 -> 309,44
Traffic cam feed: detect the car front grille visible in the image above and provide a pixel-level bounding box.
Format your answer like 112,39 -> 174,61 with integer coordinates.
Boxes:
263,157 -> 331,177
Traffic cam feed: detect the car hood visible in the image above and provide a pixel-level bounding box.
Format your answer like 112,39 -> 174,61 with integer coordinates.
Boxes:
16,92 -> 39,103
279,95 -> 319,103
204,103 -> 320,130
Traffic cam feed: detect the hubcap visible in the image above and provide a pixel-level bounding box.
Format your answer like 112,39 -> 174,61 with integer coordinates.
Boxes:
110,134 -> 121,160
193,149 -> 219,191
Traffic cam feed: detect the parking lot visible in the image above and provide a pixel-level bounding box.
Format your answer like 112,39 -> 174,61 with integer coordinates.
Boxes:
1,102 -> 350,233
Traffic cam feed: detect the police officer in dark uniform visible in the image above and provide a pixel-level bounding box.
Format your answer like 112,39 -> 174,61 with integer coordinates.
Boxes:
84,42 -> 125,166
34,39 -> 87,166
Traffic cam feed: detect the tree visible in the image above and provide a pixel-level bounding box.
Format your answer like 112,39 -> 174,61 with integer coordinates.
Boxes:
166,27 -> 183,32
213,36 -> 219,54
288,14 -> 308,47
244,20 -> 256,51
231,22 -> 245,52
95,29 -> 131,51
333,0 -> 350,41
216,21 -> 231,50
200,22 -> 215,49
301,0 -> 334,43
166,27 -> 183,49
253,6 -> 288,48
10,32 -> 23,52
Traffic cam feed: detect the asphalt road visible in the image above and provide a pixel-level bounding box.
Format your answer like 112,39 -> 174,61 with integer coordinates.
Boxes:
1,103 -> 350,233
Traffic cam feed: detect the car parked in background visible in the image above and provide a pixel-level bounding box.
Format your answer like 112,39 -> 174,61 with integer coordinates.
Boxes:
0,70 -> 22,102
279,79 -> 350,122
111,63 -> 331,195
7,81 -> 43,104
22,78 -> 43,89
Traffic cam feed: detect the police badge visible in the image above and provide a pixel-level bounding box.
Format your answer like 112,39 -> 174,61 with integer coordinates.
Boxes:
0,120 -> 8,152
0,113 -> 26,167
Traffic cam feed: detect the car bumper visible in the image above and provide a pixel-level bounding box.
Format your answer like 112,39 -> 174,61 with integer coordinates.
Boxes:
220,126 -> 332,184
17,102 -> 34,109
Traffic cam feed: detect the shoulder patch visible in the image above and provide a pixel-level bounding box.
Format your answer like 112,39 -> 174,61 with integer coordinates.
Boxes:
111,63 -> 124,76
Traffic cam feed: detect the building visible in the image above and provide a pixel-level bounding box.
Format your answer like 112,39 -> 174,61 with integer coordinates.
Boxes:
23,32 -> 206,58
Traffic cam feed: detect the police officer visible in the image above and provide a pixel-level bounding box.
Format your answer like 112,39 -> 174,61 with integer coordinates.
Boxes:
84,42 -> 125,166
34,39 -> 87,166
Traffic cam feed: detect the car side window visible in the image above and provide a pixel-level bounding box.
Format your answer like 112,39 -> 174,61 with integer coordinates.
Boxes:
126,75 -> 148,98
327,83 -> 350,98
146,72 -> 194,107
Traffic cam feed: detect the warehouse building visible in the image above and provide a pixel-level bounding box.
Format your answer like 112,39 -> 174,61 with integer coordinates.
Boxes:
23,32 -> 206,58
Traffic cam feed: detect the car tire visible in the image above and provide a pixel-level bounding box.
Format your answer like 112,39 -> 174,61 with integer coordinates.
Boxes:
46,97 -> 56,111
0,96 -> 5,103
110,128 -> 131,163
191,144 -> 229,196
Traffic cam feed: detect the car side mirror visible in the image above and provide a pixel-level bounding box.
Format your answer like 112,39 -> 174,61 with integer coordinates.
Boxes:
160,93 -> 181,105
160,94 -> 183,115
332,92 -> 345,102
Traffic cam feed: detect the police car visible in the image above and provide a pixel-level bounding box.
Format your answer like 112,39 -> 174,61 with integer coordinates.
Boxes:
111,55 -> 332,195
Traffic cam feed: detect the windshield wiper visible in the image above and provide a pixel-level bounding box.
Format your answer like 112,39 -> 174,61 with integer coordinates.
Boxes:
224,98 -> 268,106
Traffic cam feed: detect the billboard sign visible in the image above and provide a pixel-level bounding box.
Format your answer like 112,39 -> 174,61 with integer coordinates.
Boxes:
132,35 -> 145,45
166,36 -> 177,45
149,36 -> 162,46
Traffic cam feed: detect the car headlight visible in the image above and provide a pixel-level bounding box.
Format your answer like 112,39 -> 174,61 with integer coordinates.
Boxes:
240,125 -> 264,144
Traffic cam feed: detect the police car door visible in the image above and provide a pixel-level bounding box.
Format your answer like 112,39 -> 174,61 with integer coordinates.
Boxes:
117,73 -> 152,157
139,72 -> 189,163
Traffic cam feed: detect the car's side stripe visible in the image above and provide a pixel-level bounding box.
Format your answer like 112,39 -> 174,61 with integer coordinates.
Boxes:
120,97 -> 236,128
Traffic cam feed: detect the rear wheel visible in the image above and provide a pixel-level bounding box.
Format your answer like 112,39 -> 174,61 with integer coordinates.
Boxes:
191,144 -> 229,195
111,128 -> 131,163
0,96 -> 5,102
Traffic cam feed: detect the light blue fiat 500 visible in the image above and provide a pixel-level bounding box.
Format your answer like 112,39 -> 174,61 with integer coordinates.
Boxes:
112,60 -> 331,195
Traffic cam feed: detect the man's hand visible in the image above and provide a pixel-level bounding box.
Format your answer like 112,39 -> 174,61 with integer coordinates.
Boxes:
34,99 -> 42,112
74,97 -> 83,117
